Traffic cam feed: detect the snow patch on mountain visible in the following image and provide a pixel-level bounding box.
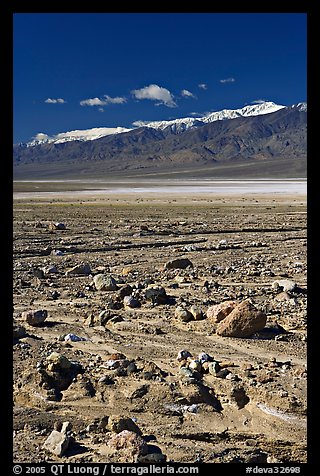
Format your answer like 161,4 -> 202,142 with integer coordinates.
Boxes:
27,127 -> 132,146
143,101 -> 286,131
295,102 -> 307,112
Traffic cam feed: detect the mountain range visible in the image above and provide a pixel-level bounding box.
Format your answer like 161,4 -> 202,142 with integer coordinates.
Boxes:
13,101 -> 307,179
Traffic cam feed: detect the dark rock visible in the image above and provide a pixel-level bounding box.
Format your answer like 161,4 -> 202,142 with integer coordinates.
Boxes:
164,258 -> 193,270
229,385 -> 250,408
66,263 -> 91,276
108,416 -> 142,435
13,321 -> 27,339
22,309 -> 47,326
118,284 -> 133,299
145,286 -> 168,305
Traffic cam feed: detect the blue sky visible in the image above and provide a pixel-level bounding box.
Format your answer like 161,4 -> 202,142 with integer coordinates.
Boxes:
13,12 -> 307,143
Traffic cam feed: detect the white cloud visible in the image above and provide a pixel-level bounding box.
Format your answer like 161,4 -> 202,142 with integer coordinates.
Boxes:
132,120 -> 150,127
103,95 -> 126,104
198,83 -> 208,90
80,95 -> 127,107
98,108 -> 104,112
219,78 -> 235,84
33,132 -> 50,140
181,89 -> 196,99
80,97 -> 105,106
45,98 -> 66,104
251,99 -> 267,104
131,84 -> 177,107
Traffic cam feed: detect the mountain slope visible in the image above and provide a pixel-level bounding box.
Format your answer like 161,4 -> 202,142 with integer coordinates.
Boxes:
13,103 -> 307,179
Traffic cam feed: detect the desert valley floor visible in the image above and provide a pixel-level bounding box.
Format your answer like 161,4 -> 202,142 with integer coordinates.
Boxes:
12,180 -> 307,464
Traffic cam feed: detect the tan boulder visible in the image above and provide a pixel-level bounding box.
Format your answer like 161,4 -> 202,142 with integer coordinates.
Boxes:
206,300 -> 238,323
216,300 -> 267,338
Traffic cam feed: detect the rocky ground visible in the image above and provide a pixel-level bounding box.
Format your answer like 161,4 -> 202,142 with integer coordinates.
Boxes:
12,192 -> 307,464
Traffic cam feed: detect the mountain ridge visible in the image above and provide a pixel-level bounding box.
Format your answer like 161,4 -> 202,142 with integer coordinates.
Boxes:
18,101 -> 297,147
13,102 -> 307,179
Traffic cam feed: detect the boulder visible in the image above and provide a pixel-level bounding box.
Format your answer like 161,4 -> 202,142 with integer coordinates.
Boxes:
216,300 -> 267,338
108,430 -> 148,457
42,430 -> 70,457
22,309 -> 47,327
206,300 -> 238,323
93,274 -> 118,291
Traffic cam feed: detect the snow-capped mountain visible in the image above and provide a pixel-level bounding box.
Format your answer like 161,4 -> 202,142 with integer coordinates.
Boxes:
14,102 -> 307,179
26,126 -> 132,147
23,101 -> 301,147
201,101 -> 285,123
295,102 -> 307,112
139,101 -> 286,132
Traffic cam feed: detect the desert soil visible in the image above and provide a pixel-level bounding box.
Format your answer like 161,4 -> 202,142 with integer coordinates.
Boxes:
12,188 -> 307,464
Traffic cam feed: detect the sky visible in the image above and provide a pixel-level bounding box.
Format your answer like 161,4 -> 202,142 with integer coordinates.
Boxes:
13,12 -> 307,144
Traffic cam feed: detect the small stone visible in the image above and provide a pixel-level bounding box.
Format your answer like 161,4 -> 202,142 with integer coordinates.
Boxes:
198,352 -> 213,363
188,359 -> 202,372
275,291 -> 291,301
93,274 -> 118,291
46,352 -> 72,370
272,279 -> 297,293
175,306 -> 193,322
216,368 -> 230,379
122,267 -> 134,276
179,367 -> 195,379
201,362 -> 210,373
164,258 -> 193,270
126,362 -> 138,374
123,295 -> 140,308
13,321 -> 26,339
32,268 -> 45,279
208,361 -> 221,375
108,416 -> 142,435
22,309 -> 47,327
145,286 -> 167,305
48,222 -> 66,231
118,285 -> 133,299
61,421 -> 72,434
189,305 -> 204,320
51,250 -> 63,256
138,453 -> 167,463
65,263 -> 91,276
42,430 -> 70,457
177,350 -> 192,361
